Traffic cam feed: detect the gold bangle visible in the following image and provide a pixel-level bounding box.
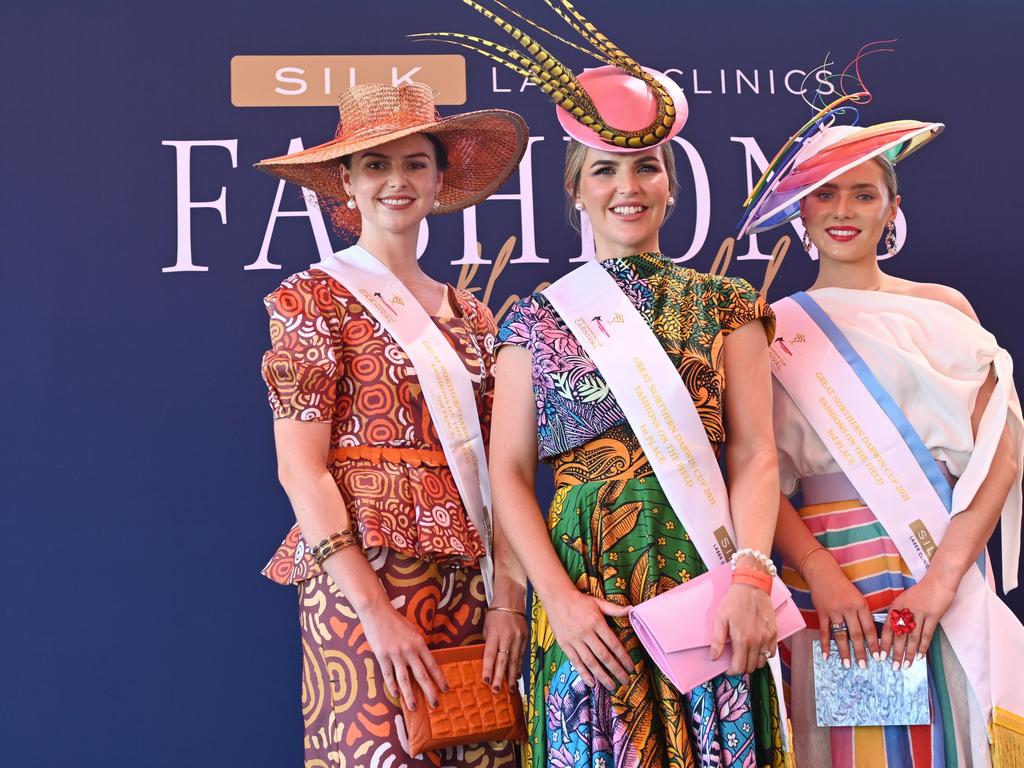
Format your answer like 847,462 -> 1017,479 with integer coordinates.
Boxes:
797,544 -> 827,578
488,606 -> 526,619
311,529 -> 359,566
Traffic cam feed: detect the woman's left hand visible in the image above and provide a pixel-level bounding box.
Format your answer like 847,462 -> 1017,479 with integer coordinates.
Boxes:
711,583 -> 778,675
880,575 -> 956,669
481,608 -> 528,692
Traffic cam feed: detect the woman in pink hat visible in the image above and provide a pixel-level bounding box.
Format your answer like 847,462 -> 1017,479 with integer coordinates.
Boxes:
741,100 -> 1024,765
254,82 -> 531,766
421,7 -> 792,765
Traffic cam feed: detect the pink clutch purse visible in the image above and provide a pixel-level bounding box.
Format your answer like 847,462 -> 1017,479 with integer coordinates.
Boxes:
629,564 -> 805,693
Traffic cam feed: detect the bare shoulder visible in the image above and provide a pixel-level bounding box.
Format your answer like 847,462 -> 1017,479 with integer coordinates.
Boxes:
887,278 -> 978,321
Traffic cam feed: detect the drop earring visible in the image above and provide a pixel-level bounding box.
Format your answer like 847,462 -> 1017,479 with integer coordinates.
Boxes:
885,220 -> 897,257
667,196 -> 675,206
346,198 -> 357,210
802,227 -> 813,253
574,201 -> 584,211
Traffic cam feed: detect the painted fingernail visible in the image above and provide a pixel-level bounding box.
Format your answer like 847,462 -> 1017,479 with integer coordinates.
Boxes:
443,684 -> 450,692
902,659 -> 911,670
409,703 -> 417,711
880,650 -> 888,661
872,652 -> 880,662
821,651 -> 828,661
431,700 -> 439,709
482,677 -> 490,685
892,660 -> 901,671
493,685 -> 501,693
916,652 -> 925,661
842,658 -> 851,669
858,659 -> 867,670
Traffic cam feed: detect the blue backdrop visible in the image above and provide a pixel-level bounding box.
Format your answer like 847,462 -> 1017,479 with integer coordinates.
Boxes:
5,1 -> 1023,765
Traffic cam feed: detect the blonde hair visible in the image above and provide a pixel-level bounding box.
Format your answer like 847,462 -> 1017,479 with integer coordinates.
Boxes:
563,139 -> 679,232
872,154 -> 899,200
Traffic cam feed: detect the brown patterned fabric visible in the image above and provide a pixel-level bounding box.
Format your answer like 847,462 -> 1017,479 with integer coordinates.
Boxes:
299,549 -> 518,768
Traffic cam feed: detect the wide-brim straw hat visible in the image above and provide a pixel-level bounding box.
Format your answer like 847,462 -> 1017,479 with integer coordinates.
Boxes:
555,66 -> 687,153
740,119 -> 943,236
255,82 -> 529,237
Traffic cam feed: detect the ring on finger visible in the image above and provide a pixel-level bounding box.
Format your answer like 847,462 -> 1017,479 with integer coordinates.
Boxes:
760,649 -> 772,657
830,621 -> 849,633
497,648 -> 510,655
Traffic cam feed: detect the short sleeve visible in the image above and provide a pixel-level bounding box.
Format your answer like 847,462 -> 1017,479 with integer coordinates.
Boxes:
719,277 -> 776,342
460,291 -> 499,446
260,273 -> 342,422
495,294 -> 539,352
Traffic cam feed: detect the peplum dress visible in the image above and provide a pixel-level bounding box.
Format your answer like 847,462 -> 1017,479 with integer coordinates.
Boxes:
496,251 -> 786,768
260,269 -> 518,768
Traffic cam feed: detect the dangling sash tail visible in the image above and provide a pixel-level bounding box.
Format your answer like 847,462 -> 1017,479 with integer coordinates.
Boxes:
771,291 -> 1024,758
544,260 -> 796,756
315,245 -> 495,603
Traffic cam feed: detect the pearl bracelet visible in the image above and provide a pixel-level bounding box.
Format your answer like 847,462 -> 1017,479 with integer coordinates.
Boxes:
729,547 -> 777,577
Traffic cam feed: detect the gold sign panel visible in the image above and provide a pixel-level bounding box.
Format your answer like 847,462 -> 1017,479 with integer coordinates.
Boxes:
231,55 -> 466,107
909,520 -> 938,562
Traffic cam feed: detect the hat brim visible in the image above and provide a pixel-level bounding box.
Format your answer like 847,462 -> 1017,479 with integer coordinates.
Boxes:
254,109 -> 529,235
742,120 -> 943,236
556,67 -> 687,152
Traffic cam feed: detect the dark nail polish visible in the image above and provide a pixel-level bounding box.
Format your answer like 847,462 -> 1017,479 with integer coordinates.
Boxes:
409,703 -> 416,711
493,685 -> 501,693
431,700 -> 439,709
443,684 -> 450,692
482,676 -> 490,685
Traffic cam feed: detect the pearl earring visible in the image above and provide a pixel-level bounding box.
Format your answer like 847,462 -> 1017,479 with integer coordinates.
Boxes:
574,201 -> 584,211
667,196 -> 675,206
433,200 -> 441,210
346,199 -> 357,210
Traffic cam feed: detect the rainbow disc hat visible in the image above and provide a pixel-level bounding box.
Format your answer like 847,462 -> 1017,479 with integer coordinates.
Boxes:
737,44 -> 943,238
412,0 -> 687,152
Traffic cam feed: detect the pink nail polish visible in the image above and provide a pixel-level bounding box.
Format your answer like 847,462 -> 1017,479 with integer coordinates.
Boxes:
842,658 -> 851,669
892,660 -> 900,672
858,659 -> 867,670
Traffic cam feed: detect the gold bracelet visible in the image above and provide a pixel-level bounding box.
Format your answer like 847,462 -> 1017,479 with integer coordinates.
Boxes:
488,606 -> 527,619
311,529 -> 359,566
797,544 -> 827,578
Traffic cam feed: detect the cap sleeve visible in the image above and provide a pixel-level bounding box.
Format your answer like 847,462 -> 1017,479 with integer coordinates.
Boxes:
260,273 -> 342,422
719,276 -> 776,342
496,294 -> 539,352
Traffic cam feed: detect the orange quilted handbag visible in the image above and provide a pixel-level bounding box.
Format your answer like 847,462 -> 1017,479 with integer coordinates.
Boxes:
401,643 -> 526,756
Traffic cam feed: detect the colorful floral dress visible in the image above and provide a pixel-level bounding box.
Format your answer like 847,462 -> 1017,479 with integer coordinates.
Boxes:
261,269 -> 517,768
496,252 -> 785,768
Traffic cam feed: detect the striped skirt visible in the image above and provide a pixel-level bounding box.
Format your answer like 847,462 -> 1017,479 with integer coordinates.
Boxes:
780,472 -> 991,767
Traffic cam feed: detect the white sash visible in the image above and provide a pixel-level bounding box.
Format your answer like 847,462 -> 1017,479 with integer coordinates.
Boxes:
315,245 -> 495,602
544,261 -> 793,751
771,292 -> 1024,724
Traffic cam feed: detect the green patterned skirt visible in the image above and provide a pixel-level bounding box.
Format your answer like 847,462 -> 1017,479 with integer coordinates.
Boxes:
527,424 -> 785,768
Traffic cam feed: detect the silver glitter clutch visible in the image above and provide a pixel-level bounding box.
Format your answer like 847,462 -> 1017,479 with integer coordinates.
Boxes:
811,640 -> 931,727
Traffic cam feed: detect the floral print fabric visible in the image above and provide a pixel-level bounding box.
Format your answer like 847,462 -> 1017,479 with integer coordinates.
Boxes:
496,252 -> 775,459
260,269 -> 494,582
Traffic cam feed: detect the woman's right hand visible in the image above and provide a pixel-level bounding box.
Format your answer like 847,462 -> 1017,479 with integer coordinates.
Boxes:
544,589 -> 634,691
358,600 -> 449,712
804,550 -> 879,669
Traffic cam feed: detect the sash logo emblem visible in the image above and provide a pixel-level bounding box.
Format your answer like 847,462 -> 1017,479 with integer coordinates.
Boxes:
909,519 -> 938,562
592,315 -> 610,337
714,526 -> 737,562
773,336 -> 794,356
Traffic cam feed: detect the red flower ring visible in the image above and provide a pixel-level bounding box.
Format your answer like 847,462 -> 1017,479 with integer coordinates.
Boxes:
889,608 -> 917,636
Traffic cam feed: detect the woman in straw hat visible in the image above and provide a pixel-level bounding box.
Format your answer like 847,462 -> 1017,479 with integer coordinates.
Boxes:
255,82 -> 529,766
740,83 -> 1024,765
418,5 -> 791,766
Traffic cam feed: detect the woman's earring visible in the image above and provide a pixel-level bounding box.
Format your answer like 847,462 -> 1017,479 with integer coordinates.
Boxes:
433,200 -> 441,210
667,196 -> 675,206
345,198 -> 357,210
802,228 -> 813,253
885,220 -> 898,257
574,201 -> 584,211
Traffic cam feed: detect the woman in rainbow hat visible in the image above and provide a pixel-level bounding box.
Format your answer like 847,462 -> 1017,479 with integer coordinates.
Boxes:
740,62 -> 1024,766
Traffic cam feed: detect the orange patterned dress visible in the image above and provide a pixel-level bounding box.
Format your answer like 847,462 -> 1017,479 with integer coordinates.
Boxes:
260,269 -> 517,768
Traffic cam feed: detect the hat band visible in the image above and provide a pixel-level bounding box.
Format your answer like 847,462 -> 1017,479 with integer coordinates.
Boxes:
340,117 -> 439,143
